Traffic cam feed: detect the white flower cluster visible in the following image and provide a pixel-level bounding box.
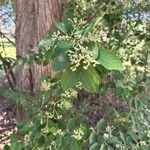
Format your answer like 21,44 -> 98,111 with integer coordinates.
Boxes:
52,31 -> 70,41
72,128 -> 84,140
41,127 -> 49,134
57,100 -> 72,110
45,111 -> 53,119
139,141 -> 147,146
68,44 -> 99,71
53,129 -> 64,136
41,80 -> 51,91
76,81 -> 83,90
61,89 -> 78,99
106,125 -> 114,134
59,90 -> 78,109
76,34 -> 100,43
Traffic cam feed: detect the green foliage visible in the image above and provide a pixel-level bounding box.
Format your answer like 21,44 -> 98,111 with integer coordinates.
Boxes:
35,9 -> 123,93
52,52 -> 70,71
0,89 -> 40,117
54,21 -> 68,34
61,69 -> 79,90
97,47 -> 123,70
5,78 -> 91,150
89,99 -> 150,150
96,119 -> 106,133
83,16 -> 103,36
80,66 -> 100,93
0,0 -> 13,5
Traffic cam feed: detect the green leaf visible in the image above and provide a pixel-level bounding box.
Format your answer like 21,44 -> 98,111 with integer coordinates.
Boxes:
90,143 -> 100,150
70,139 -> 79,150
107,145 -> 114,150
45,135 -> 55,146
97,48 -> 123,70
4,145 -> 10,150
39,31 -> 53,47
39,38 -> 53,47
17,122 -> 30,134
100,144 -> 107,150
67,118 -> 77,130
52,40 -> 74,58
54,21 -> 67,34
62,136 -> 71,148
52,53 -> 70,71
97,135 -> 104,145
11,142 -> 22,150
80,66 -> 100,93
37,135 -> 45,147
92,43 -> 99,58
61,69 -> 79,90
119,132 -> 126,143
22,124 -> 30,134
104,135 -> 121,144
89,132 -> 98,144
49,127 -> 58,133
63,18 -> 74,34
56,136 -> 63,146
96,119 -> 106,133
44,49 -> 52,65
84,16 -> 103,35
129,131 -> 138,143
74,29 -> 85,36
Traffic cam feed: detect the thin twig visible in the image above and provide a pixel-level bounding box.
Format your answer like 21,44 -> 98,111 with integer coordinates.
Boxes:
0,31 -> 15,46
0,62 -> 16,81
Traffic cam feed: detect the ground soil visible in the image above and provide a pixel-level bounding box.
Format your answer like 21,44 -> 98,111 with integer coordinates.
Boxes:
0,96 -> 17,150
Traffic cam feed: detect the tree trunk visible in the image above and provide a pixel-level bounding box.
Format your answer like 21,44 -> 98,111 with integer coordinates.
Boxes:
14,0 -> 63,121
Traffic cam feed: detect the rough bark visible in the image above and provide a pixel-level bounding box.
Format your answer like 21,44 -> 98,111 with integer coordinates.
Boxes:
14,0 -> 63,121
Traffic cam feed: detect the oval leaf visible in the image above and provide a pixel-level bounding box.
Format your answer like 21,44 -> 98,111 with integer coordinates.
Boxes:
84,16 -> 103,35
54,21 -> 67,34
61,69 -> 79,90
67,118 -> 77,130
52,53 -> 70,71
52,40 -> 74,58
97,48 -> 123,71
96,119 -> 106,133
100,144 -> 107,150
90,143 -> 100,150
80,66 -> 100,93
70,139 -> 79,150
89,132 -> 98,144
39,31 -> 53,47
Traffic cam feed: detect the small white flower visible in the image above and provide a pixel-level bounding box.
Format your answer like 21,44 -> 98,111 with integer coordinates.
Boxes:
103,133 -> 109,139
139,141 -> 146,146
72,128 -> 84,140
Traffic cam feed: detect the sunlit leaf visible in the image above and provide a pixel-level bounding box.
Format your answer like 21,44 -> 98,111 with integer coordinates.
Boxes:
80,66 -> 100,93
97,48 -> 123,70
54,21 -> 67,34
90,143 -> 100,150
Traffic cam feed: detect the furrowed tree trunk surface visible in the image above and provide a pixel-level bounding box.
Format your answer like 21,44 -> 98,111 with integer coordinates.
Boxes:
14,0 -> 63,121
